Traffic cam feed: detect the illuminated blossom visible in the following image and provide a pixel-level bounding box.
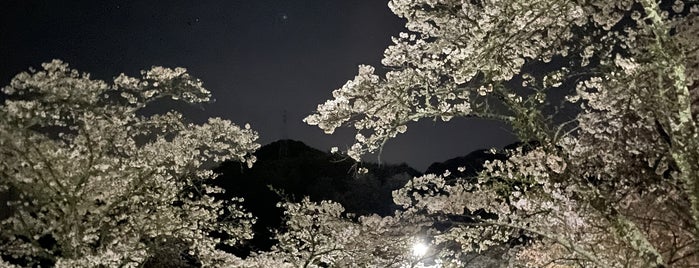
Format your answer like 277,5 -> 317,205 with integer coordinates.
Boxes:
0,60 -> 260,267
307,0 -> 699,266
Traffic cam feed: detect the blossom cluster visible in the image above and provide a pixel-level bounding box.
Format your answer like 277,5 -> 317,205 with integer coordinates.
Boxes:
306,0 -> 699,267
0,60 -> 260,266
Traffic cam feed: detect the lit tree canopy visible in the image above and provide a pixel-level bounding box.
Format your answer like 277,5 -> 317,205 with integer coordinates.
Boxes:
0,60 -> 260,267
2,0 -> 699,266
243,198 -> 432,268
306,0 -> 699,266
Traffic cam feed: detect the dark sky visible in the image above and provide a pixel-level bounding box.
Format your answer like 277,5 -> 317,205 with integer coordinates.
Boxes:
0,0 -> 516,171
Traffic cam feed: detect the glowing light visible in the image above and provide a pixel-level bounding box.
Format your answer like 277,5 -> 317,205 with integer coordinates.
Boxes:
412,242 -> 429,257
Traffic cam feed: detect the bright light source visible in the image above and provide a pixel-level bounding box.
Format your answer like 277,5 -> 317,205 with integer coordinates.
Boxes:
412,242 -> 429,257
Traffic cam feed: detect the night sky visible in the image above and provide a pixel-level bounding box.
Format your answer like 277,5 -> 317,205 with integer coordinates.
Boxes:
0,0 -> 516,171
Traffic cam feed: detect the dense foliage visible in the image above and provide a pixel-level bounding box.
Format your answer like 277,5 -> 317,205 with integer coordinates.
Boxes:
0,61 -> 259,267
306,0 -> 699,266
3,0 -> 699,267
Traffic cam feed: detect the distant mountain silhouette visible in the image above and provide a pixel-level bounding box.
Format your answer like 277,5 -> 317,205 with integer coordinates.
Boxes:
424,149 -> 506,179
424,141 -> 534,179
211,139 -> 421,254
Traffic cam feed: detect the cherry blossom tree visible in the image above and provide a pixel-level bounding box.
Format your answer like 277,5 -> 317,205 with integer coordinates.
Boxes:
306,0 -> 699,266
0,60 -> 260,267
242,198 -> 441,268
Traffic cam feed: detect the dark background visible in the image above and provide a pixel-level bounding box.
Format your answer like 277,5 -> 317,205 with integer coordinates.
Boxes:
0,0 -> 516,171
